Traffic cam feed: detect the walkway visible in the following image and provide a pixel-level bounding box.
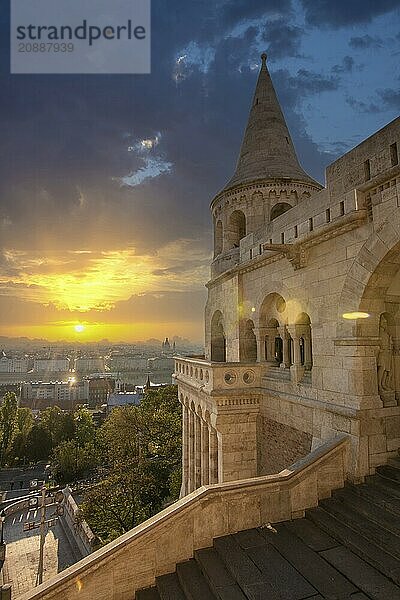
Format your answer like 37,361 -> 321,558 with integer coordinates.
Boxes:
2,505 -> 80,597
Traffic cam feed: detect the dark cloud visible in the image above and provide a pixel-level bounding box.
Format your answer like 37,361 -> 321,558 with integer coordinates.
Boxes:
300,0 -> 399,27
332,56 -> 354,74
346,97 -> 381,114
378,88 -> 400,110
349,35 -> 383,49
221,0 -> 292,28
262,19 -> 304,60
288,69 -> 339,95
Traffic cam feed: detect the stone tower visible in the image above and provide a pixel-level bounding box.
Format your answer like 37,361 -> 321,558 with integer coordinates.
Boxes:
176,54 -> 400,495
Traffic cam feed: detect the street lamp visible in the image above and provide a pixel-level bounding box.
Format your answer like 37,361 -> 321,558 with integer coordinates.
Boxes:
0,509 -> 6,566
0,510 -> 5,545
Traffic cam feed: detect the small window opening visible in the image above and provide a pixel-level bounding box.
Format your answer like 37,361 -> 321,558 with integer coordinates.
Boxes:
259,244 -> 262,254
309,217 -> 313,232
281,232 -> 285,243
326,208 -> 331,223
390,142 -> 398,167
339,201 -> 345,216
285,137 -> 289,144
364,159 -> 371,182
269,238 -> 272,244
250,249 -> 253,259
294,225 -> 298,238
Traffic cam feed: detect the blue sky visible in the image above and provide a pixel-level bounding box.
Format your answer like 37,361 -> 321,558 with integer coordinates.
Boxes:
0,0 -> 399,341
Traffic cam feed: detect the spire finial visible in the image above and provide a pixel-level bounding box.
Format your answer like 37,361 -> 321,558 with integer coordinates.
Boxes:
261,52 -> 267,66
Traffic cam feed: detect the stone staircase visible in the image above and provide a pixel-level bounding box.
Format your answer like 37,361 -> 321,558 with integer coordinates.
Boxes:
136,456 -> 400,600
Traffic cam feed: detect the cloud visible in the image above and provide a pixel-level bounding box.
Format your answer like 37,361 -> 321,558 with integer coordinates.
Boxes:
118,157 -> 173,188
331,56 -> 354,74
378,88 -> 400,110
288,69 -> 339,95
262,19 -> 304,60
346,97 -> 381,114
300,0 -> 399,27
349,35 -> 383,49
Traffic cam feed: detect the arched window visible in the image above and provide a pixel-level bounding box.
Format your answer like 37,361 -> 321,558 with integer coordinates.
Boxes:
214,220 -> 223,257
270,202 -> 292,221
296,312 -> 312,369
241,319 -> 257,362
211,311 -> 226,362
227,210 -> 246,249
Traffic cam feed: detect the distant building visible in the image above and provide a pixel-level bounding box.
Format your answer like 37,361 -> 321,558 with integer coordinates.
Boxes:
88,377 -> 118,408
0,351 -> 30,373
74,357 -> 105,374
33,358 -> 70,373
21,379 -> 89,409
107,390 -> 143,412
106,355 -> 148,372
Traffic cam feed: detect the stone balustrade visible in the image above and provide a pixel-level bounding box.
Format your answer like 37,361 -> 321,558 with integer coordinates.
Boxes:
174,357 -> 264,394
18,435 -> 350,600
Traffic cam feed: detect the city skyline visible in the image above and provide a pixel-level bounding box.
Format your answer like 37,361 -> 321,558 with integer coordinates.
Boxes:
1,0 -> 399,342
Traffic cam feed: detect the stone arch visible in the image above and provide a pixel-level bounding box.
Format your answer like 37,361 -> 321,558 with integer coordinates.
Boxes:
241,318 -> 257,362
295,312 -> 313,369
227,210 -> 246,248
211,310 -> 226,362
270,202 -> 292,221
338,215 -> 400,339
214,219 -> 223,257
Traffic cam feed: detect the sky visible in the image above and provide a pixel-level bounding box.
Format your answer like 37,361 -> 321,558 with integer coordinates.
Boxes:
0,0 -> 399,343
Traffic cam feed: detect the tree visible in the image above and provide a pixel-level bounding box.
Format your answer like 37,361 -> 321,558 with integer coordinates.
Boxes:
0,392 -> 19,466
40,406 -> 74,447
51,440 -> 97,484
82,385 -> 182,543
26,425 -> 52,462
10,407 -> 34,464
74,407 -> 95,447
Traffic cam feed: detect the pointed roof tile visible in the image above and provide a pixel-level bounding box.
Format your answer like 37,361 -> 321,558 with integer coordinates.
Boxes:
224,53 -> 320,191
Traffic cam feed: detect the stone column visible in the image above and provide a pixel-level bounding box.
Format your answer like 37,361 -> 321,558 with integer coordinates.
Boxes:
254,327 -> 267,362
209,426 -> 219,484
278,326 -> 291,368
288,326 -> 305,383
181,404 -> 189,496
188,409 -> 195,493
265,327 -> 278,364
201,419 -> 209,486
195,413 -> 202,489
304,334 -> 313,370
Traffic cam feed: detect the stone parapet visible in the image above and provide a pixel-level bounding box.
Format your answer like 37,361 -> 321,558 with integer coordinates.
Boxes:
18,436 -> 350,600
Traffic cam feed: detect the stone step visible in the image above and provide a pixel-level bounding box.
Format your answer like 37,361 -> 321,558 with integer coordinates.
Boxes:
306,507 -> 400,585
233,528 -> 318,600
333,486 -> 400,534
377,464 -> 400,482
389,456 -> 400,470
319,497 -> 400,559
176,559 -> 217,599
366,473 -> 400,499
213,533 -> 285,598
343,482 -> 400,516
320,546 -> 400,600
135,587 -> 161,600
156,573 -> 186,600
194,547 -> 247,600
259,523 -> 358,598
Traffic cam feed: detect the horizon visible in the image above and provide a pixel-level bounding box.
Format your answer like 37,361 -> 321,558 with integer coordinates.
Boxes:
1,1 -> 399,342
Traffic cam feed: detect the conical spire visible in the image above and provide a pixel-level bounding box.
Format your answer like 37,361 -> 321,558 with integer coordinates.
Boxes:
225,53 -> 318,190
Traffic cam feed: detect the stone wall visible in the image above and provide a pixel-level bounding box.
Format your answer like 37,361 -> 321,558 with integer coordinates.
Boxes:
19,436 -> 350,600
257,415 -> 312,475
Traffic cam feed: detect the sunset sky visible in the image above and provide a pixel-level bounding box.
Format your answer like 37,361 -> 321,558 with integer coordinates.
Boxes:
0,0 -> 399,342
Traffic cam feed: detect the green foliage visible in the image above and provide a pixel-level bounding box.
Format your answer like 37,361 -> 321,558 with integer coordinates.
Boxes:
82,385 -> 182,543
0,392 -> 19,465
26,425 -> 52,462
51,440 -> 97,485
40,406 -> 75,447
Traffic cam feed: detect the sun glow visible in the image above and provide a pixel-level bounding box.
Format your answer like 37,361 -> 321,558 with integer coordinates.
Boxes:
74,324 -> 85,333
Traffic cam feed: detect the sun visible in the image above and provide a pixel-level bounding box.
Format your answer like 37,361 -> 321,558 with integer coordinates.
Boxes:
74,324 -> 85,333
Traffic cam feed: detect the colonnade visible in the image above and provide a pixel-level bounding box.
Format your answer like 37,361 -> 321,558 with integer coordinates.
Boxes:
254,323 -> 312,369
181,403 -> 219,496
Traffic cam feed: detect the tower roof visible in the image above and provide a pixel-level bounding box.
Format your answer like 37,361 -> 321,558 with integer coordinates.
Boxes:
224,53 -> 320,191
